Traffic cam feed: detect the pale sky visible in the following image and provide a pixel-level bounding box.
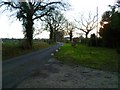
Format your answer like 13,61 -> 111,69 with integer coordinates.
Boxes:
0,0 -> 116,39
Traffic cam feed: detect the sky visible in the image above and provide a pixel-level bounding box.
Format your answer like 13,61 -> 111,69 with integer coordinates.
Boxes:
0,0 -> 116,39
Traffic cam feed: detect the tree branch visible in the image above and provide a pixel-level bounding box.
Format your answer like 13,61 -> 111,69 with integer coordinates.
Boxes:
33,11 -> 48,20
34,1 -> 63,13
3,2 -> 20,9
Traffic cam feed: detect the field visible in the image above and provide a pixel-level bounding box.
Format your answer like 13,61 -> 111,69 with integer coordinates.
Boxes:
2,39 -> 50,60
55,43 -> 120,72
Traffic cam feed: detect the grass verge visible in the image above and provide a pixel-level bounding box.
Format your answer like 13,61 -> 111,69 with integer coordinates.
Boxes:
2,40 -> 51,60
55,43 -> 120,72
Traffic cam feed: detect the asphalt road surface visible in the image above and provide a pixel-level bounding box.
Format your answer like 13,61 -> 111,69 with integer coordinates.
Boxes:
2,43 -> 63,88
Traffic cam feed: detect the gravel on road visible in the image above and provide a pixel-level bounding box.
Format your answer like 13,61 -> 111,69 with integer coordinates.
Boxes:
17,58 -> 119,88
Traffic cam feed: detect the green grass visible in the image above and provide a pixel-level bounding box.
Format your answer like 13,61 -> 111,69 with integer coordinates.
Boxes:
55,43 -> 120,72
2,40 -> 51,60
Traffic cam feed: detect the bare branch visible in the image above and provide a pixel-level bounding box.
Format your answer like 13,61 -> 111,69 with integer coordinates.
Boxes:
34,1 -> 64,13
75,12 -> 98,38
33,11 -> 48,20
3,2 -> 20,9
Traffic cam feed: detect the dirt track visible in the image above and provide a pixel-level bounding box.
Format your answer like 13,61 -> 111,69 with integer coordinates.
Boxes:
17,58 -> 118,88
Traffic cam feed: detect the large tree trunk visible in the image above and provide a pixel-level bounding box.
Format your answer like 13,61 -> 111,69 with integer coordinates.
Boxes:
54,31 -> 57,42
50,30 -> 53,40
49,24 -> 55,44
69,30 -> 73,42
25,15 -> 34,49
85,32 -> 89,38
50,25 -> 54,40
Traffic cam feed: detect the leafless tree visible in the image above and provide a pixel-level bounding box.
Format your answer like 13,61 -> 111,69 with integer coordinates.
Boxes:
0,0 -> 67,48
65,21 -> 75,41
75,12 -> 98,38
43,10 -> 67,42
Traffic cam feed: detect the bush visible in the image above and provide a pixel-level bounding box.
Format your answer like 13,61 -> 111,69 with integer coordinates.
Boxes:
116,48 -> 120,54
89,34 -> 97,46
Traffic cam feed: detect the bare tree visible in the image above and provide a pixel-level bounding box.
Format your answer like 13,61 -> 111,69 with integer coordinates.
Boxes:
43,10 -> 67,42
65,21 -> 75,41
0,0 -> 67,48
75,12 -> 98,38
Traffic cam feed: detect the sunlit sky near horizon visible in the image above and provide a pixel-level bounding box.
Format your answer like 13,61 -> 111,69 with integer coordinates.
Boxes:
0,0 -> 116,39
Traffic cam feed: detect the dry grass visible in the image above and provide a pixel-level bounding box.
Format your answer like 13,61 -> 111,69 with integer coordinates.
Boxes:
2,40 -> 50,60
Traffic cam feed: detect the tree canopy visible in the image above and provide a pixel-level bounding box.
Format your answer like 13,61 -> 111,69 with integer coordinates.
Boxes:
99,1 -> 120,48
43,10 -> 67,42
0,0 -> 68,48
75,12 -> 98,38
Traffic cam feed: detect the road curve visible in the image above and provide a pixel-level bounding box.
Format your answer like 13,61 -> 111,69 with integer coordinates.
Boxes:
2,43 -> 63,88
